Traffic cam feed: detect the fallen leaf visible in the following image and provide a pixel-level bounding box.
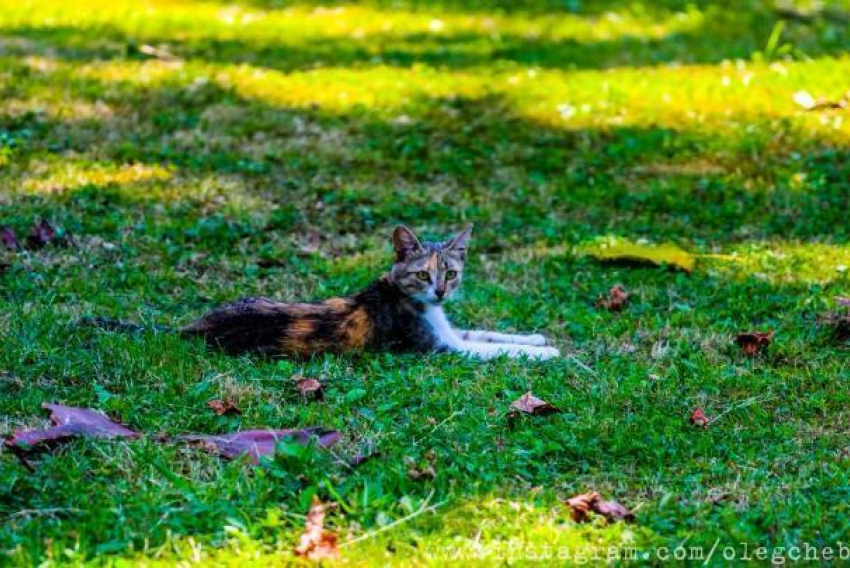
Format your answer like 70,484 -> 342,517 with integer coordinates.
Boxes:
26,219 -> 56,249
837,297 -> 850,308
207,399 -> 241,416
690,407 -> 710,428
294,496 -> 340,560
735,331 -> 774,356
510,392 -> 560,416
179,428 -> 340,464
1,227 -> 19,250
407,464 -> 436,480
5,404 -> 139,452
564,492 -> 634,523
295,376 -> 324,400
586,240 -> 695,273
595,284 -> 630,312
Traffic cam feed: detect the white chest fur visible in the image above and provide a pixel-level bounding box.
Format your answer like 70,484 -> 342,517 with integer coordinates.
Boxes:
423,305 -> 462,349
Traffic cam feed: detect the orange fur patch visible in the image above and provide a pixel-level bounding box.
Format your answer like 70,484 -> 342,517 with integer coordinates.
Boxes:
341,307 -> 371,348
324,298 -> 352,312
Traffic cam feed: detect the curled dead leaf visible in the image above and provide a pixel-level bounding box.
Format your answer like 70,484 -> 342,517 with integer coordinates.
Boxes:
735,331 -> 774,356
595,284 -> 630,312
690,407 -> 710,428
510,392 -> 560,416
564,492 -> 634,523
295,376 -> 324,400
5,404 -> 139,453
294,496 -> 340,561
179,428 -> 340,464
207,399 -> 241,416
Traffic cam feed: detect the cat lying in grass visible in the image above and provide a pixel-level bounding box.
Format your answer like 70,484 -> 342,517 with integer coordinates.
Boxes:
186,225 -> 559,360
92,226 -> 560,360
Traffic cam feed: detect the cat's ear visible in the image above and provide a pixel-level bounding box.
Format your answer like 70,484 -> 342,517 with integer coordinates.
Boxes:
392,225 -> 423,261
444,224 -> 473,258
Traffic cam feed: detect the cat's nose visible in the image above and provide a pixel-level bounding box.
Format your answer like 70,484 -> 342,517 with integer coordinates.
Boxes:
435,289 -> 446,299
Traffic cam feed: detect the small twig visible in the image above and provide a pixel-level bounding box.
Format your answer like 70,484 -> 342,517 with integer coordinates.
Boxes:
341,493 -> 445,548
566,354 -> 598,378
709,394 -> 775,426
413,410 -> 461,446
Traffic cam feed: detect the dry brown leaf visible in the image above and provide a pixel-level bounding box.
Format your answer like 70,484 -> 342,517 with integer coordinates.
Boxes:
294,496 -> 340,560
207,399 -> 241,416
564,492 -> 634,523
735,331 -> 774,356
510,392 -> 560,416
295,376 -> 324,400
690,407 -> 710,428
407,464 -> 436,481
595,284 -> 630,312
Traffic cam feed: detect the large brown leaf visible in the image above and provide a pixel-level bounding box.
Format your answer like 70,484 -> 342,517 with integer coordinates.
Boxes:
179,428 -> 340,464
294,496 -> 340,560
5,404 -> 139,451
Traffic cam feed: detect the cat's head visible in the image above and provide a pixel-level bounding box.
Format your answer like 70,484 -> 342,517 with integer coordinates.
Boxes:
389,224 -> 472,305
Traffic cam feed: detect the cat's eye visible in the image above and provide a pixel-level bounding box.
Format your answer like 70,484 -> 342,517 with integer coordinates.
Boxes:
416,271 -> 431,281
445,270 -> 458,280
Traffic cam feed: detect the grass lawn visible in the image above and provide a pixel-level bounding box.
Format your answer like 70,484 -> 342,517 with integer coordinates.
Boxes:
2,0 -> 850,564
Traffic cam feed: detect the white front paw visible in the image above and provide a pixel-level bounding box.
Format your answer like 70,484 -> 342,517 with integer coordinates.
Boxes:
526,334 -> 548,346
533,346 -> 561,360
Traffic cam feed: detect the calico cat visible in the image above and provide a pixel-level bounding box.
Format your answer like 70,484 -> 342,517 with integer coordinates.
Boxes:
182,225 -> 560,360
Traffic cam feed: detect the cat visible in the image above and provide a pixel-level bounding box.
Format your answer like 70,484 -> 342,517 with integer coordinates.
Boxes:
181,225 -> 561,361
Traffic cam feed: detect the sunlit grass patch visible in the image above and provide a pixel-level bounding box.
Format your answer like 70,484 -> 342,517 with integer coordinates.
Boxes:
20,161 -> 172,194
706,242 -> 850,285
0,0 -> 706,50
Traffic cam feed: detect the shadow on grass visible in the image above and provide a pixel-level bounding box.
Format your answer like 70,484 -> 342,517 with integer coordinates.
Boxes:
1,2 -> 848,73
2,54 -> 849,246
